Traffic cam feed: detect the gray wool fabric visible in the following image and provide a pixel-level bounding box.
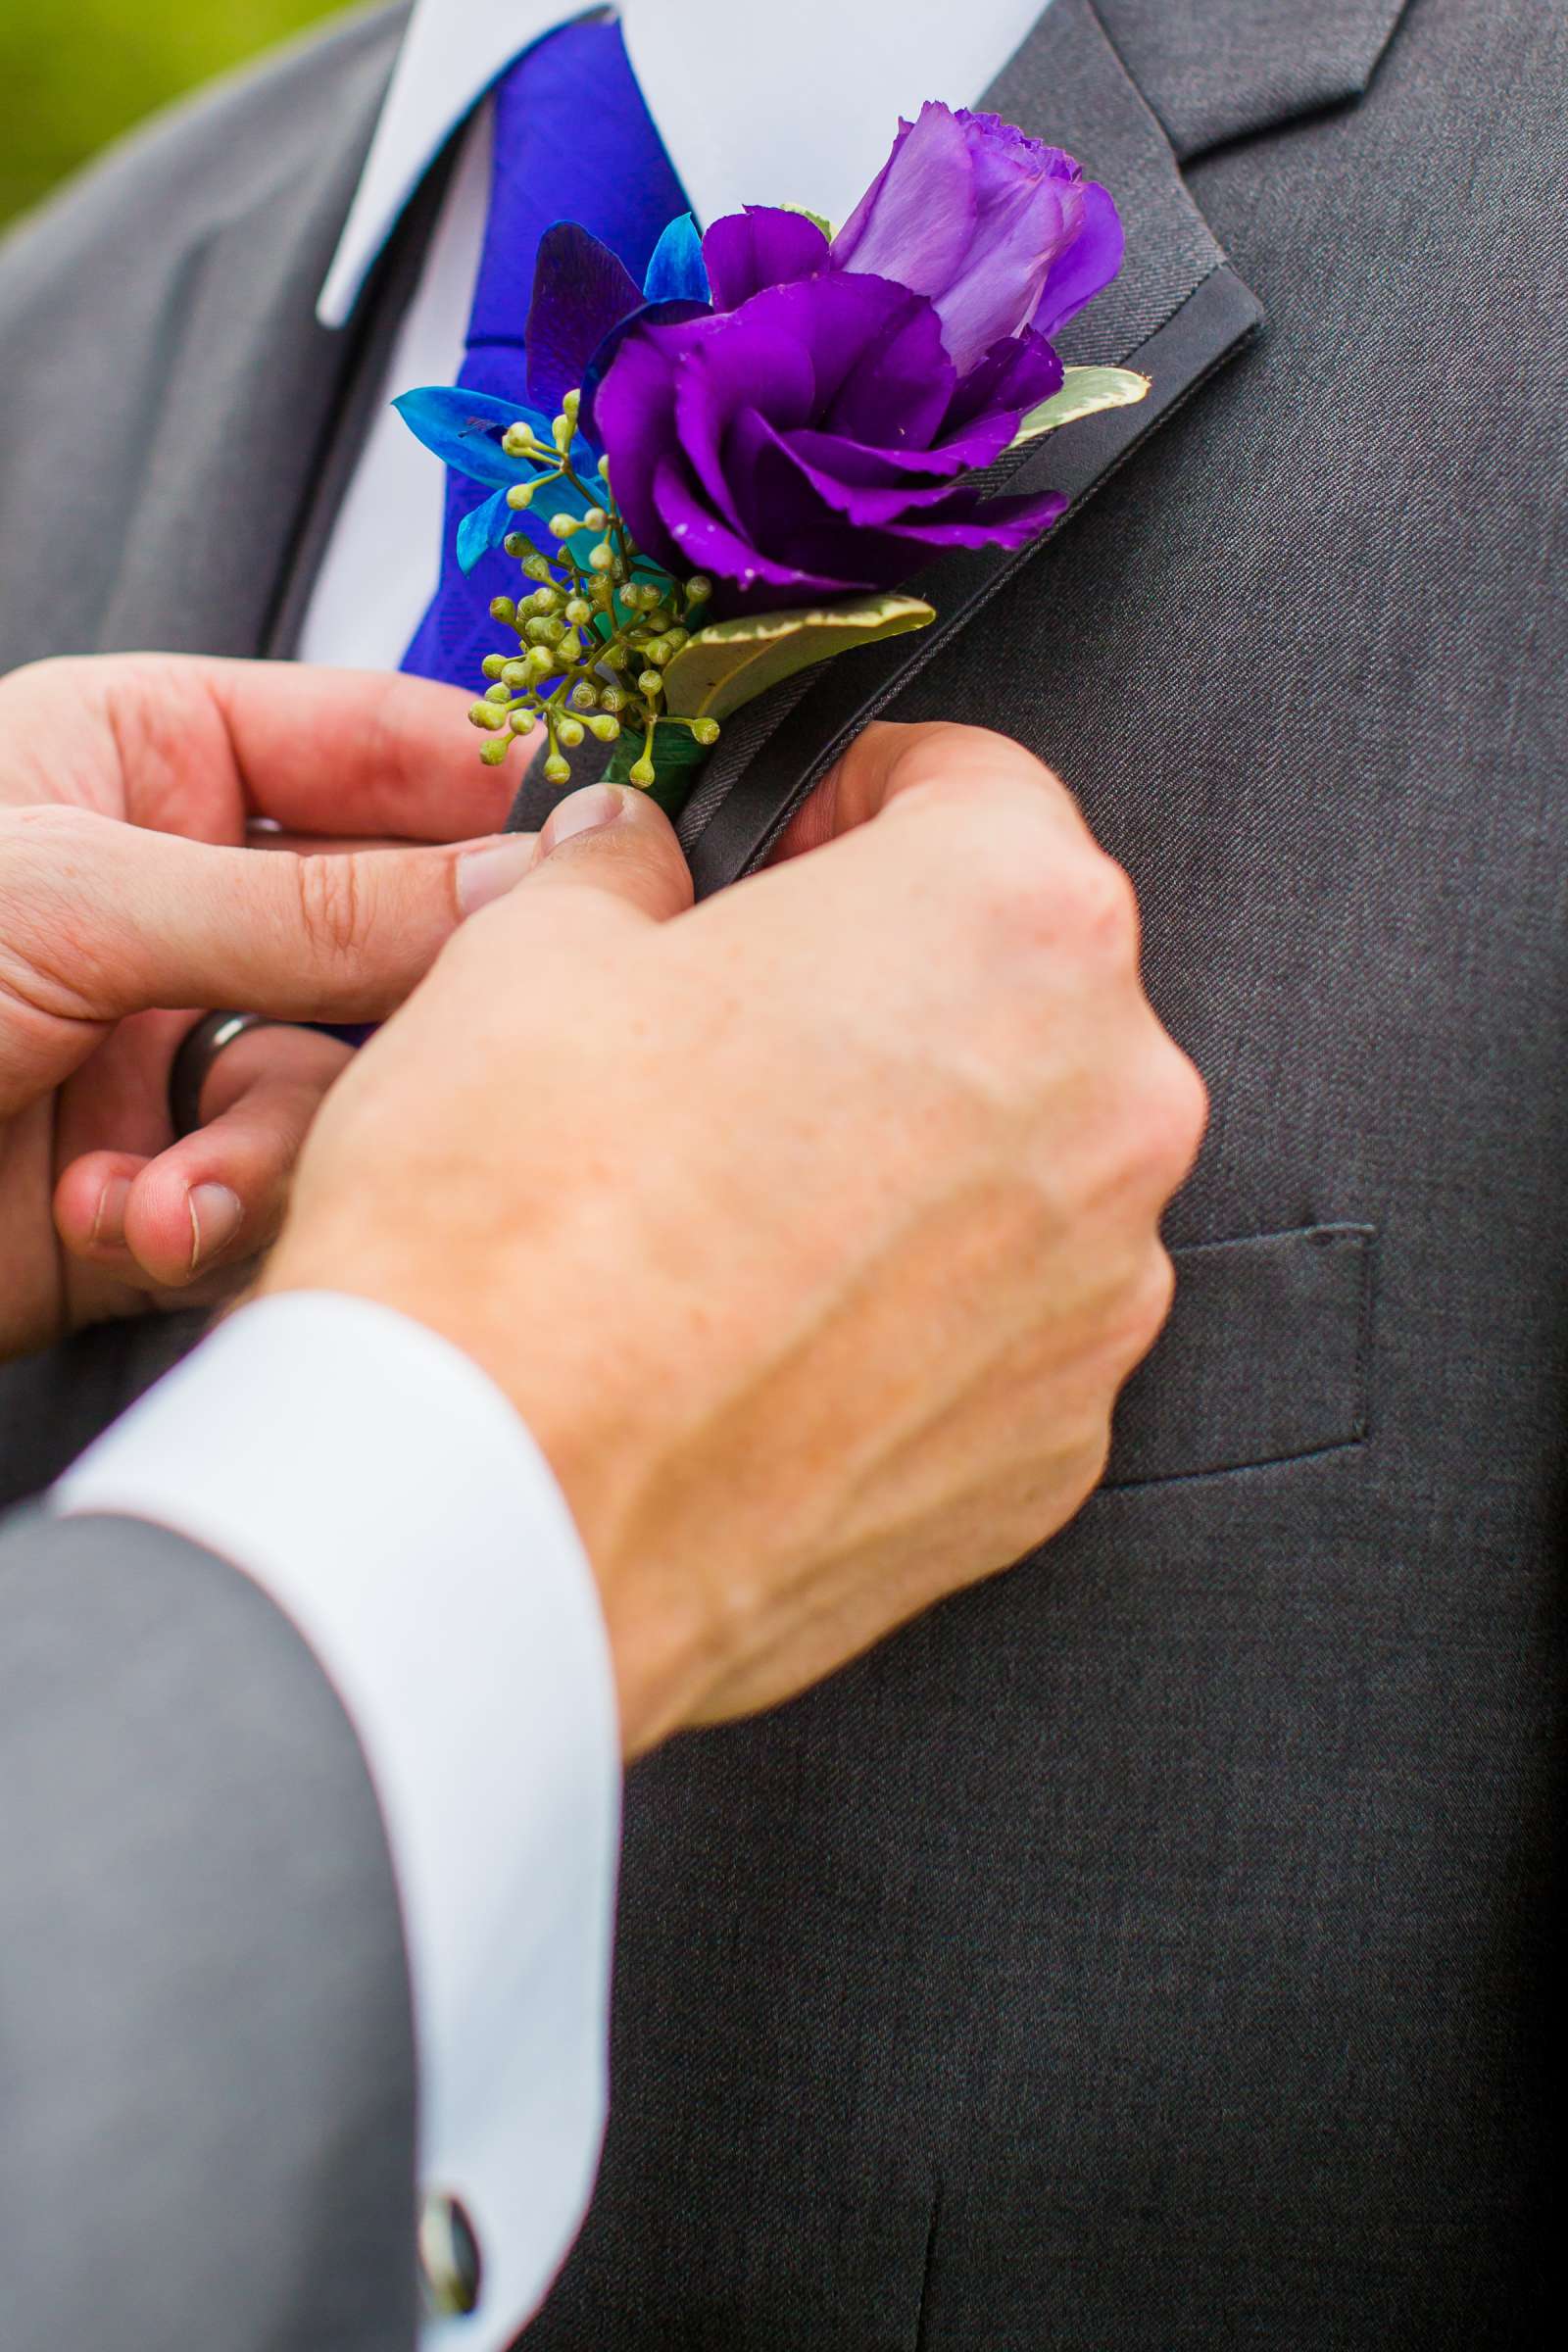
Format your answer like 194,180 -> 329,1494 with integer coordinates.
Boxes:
0,0 -> 1564,2345
0,1512 -> 417,2352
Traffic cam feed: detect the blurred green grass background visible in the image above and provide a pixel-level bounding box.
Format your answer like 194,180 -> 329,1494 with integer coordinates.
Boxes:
0,1 -> 349,227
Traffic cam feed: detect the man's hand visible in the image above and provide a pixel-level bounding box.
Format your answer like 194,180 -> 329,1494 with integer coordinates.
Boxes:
264,721 -> 1206,1752
0,653 -> 531,1359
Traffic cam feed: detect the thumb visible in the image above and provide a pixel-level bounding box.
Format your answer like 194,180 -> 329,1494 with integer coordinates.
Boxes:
518,784 -> 694,926
1,806 -> 536,1035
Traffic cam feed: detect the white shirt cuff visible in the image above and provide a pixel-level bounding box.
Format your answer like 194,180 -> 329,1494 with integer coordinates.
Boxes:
54,1291 -> 620,2350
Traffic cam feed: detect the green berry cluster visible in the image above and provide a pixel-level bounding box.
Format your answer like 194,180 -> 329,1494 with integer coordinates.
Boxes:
465,390 -> 719,790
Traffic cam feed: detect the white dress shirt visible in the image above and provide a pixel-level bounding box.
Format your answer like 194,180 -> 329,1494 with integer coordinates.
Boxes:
62,2 -> 1051,2344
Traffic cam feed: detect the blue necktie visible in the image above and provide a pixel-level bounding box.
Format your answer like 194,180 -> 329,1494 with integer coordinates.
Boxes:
401,16 -> 689,688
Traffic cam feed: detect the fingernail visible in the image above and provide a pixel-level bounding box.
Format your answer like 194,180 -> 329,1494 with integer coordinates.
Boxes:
91,1176 -> 131,1251
457,835 -> 534,916
535,784 -> 628,861
187,1183 -> 243,1272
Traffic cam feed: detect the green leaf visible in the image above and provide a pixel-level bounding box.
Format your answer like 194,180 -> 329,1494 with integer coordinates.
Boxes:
661,595 -> 936,725
605,721 -> 710,817
779,202 -> 835,240
1009,366 -> 1150,448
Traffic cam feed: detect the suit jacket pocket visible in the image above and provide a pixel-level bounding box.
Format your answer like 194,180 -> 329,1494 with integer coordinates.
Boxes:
1103,1222 -> 1375,1488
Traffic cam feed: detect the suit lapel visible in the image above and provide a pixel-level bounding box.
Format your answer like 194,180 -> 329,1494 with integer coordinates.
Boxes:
1094,0 -> 1416,161
672,0 -> 1278,889
96,24 -> 405,661
265,145 -> 460,662
673,0 -> 1418,895
673,0 -> 1270,891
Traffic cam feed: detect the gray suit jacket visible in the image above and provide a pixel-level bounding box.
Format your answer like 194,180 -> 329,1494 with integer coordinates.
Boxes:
0,1509 -> 416,2350
1,1 -> 1562,2343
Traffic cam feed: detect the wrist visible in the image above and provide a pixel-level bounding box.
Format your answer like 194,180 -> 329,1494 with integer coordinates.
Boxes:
256,1245 -> 717,1758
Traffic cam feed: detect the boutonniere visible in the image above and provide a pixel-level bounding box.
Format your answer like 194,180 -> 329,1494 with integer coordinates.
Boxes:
397,104 -> 1144,813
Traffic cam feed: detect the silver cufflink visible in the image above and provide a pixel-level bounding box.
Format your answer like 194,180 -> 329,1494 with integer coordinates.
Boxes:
418,2188 -> 483,2320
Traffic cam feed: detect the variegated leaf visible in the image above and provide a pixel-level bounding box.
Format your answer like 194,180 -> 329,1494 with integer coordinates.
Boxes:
1009,366 -> 1150,448
661,596 -> 936,725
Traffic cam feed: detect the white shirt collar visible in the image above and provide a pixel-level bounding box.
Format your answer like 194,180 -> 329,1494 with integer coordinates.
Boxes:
318,0 -> 1052,326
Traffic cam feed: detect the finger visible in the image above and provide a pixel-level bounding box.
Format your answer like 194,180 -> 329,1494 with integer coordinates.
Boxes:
56,1025 -> 350,1291
46,1008 -> 198,1332
216,662 -> 521,837
248,828 -> 539,858
514,784 -> 695,927
0,656 -> 514,843
207,664 -> 523,839
53,1148 -> 155,1277
1,809 -> 536,1066
769,720 -> 1093,861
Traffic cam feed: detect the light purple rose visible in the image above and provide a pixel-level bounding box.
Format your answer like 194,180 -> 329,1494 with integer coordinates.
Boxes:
832,103 -> 1123,374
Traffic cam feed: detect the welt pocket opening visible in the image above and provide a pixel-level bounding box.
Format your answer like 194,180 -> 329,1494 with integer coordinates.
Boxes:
1102,1222 -> 1376,1490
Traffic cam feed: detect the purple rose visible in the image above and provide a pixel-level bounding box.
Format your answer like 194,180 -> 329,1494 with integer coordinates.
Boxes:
588,108 -> 1125,606
593,208 -> 1070,603
833,103 -> 1123,374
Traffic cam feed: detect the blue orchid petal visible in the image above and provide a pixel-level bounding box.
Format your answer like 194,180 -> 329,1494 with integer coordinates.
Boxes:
454,464 -> 613,577
526,222 -> 644,416
642,213 -> 710,304
394,386 -> 557,488
579,297 -> 710,443
456,486 -> 519,575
